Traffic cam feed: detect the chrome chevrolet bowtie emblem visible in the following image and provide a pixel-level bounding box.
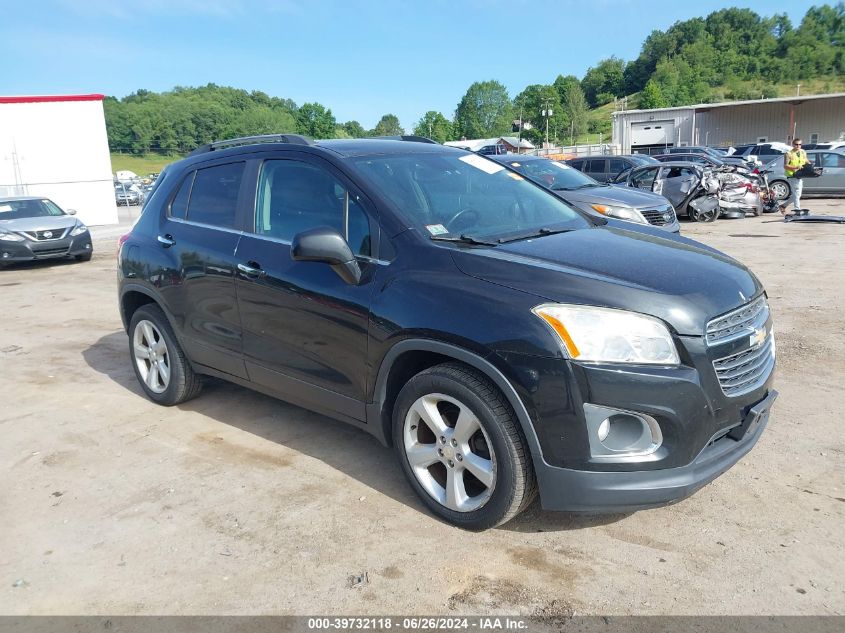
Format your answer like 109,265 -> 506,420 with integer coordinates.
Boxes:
750,327 -> 766,348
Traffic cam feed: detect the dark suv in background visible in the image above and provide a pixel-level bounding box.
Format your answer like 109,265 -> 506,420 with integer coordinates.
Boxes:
566,154 -> 658,183
118,134 -> 777,530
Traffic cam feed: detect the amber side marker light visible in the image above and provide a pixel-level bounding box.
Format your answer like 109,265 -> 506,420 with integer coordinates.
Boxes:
536,312 -> 581,358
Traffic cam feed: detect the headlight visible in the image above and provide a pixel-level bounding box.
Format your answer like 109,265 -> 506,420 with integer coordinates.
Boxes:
70,223 -> 88,236
532,303 -> 680,365
590,204 -> 647,225
0,231 -> 25,242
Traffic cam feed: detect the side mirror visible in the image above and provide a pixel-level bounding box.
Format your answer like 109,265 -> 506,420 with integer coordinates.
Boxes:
66,209 -> 77,215
291,226 -> 361,285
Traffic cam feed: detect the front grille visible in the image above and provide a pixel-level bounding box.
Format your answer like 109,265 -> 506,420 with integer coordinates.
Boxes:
32,247 -> 70,256
23,228 -> 69,241
706,296 -> 769,345
640,206 -> 675,226
712,334 -> 775,397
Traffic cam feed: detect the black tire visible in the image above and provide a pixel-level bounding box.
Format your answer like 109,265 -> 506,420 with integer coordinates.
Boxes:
769,179 -> 791,201
76,253 -> 92,262
392,362 -> 536,530
128,304 -> 202,406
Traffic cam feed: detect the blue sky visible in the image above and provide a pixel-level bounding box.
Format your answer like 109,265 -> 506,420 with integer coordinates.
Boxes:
1,0 -> 816,131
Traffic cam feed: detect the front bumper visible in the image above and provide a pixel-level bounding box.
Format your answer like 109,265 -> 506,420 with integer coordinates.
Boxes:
535,389 -> 777,512
0,231 -> 92,263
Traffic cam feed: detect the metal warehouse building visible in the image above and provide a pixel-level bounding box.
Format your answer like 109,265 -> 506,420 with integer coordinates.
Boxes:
612,92 -> 845,154
0,94 -> 118,226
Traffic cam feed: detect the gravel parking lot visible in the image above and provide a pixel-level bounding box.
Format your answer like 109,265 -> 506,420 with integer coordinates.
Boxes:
2,201 -> 844,617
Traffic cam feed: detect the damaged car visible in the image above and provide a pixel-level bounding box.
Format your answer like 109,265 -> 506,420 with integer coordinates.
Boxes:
612,162 -> 722,222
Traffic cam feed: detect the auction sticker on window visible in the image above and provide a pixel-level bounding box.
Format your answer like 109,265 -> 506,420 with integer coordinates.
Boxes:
425,223 -> 449,235
458,154 -> 504,174
0,205 -> 12,212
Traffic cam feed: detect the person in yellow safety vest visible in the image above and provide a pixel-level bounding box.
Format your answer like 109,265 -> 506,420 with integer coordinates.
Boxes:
780,138 -> 811,214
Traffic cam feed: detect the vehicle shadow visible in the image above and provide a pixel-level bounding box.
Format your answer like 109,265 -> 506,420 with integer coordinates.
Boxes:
83,330 -> 627,532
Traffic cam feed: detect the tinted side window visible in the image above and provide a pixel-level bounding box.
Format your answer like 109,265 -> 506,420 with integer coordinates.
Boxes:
185,162 -> 244,228
608,158 -> 627,176
568,159 -> 584,170
169,172 -> 194,220
255,159 -> 371,256
586,159 -> 606,173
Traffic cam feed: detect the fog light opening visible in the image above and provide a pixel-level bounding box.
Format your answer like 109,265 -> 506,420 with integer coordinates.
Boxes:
584,403 -> 663,461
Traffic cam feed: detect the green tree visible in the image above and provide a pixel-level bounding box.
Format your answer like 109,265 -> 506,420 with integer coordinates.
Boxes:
581,57 -> 625,107
413,111 -> 453,143
638,79 -> 667,109
562,83 -> 589,142
454,80 -> 513,139
372,114 -> 404,136
296,102 -> 337,139
343,120 -> 366,137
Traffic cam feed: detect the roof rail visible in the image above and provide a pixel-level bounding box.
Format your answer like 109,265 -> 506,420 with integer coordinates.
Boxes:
188,134 -> 314,156
377,135 -> 439,144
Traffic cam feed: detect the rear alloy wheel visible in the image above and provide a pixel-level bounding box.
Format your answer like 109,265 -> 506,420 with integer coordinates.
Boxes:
769,180 -> 790,201
393,363 -> 536,530
129,304 -> 202,405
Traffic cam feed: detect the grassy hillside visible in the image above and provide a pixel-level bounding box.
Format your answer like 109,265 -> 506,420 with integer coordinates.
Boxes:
110,153 -> 183,176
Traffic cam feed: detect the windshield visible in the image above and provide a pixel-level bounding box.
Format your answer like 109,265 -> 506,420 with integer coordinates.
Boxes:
0,199 -> 65,220
352,152 -> 591,240
504,158 -> 601,191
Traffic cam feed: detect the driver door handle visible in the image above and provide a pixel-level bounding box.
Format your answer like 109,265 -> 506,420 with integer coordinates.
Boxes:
157,234 -> 175,247
237,262 -> 265,278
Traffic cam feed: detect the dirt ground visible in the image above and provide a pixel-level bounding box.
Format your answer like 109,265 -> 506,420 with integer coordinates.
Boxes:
1,201 -> 843,617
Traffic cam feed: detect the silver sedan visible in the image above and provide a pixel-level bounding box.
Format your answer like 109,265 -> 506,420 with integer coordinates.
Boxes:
764,150 -> 845,200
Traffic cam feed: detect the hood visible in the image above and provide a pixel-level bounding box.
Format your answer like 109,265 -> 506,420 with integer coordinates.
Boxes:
450,225 -> 762,336
555,184 -> 670,210
0,215 -> 78,233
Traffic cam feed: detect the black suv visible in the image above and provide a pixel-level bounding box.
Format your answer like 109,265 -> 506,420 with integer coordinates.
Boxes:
118,134 -> 777,530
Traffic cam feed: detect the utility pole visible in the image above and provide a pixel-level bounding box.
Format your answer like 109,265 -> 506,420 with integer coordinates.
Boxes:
517,103 -> 523,149
541,98 -> 553,149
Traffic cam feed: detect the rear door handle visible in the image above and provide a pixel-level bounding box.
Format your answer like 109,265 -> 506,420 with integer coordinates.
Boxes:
157,234 -> 175,247
237,262 -> 265,278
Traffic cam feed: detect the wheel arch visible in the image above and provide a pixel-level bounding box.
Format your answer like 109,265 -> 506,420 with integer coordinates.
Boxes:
366,339 -> 545,465
120,285 -> 180,338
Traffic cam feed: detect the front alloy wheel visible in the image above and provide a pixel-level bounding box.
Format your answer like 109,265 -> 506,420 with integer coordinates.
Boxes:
393,363 -> 536,530
403,393 -> 496,512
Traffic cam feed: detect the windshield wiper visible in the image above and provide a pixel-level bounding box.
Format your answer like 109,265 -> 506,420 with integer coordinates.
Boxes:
430,233 -> 498,246
552,183 -> 600,191
496,227 -> 575,243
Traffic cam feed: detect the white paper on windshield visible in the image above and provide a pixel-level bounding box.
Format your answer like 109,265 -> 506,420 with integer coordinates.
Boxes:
458,154 -> 504,174
0,204 -> 12,212
551,162 -> 572,170
425,223 -> 449,235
